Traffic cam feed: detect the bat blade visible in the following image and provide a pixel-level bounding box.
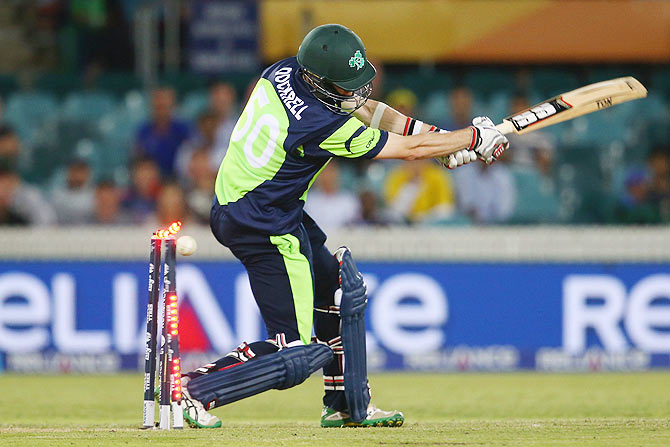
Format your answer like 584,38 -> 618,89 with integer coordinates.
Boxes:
496,76 -> 647,135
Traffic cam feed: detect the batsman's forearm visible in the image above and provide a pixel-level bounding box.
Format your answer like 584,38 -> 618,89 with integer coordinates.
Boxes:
355,99 -> 441,136
405,128 -> 474,159
377,128 -> 474,160
359,99 -> 476,161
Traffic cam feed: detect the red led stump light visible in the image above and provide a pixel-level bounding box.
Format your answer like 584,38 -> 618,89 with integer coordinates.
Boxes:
143,221 -> 184,430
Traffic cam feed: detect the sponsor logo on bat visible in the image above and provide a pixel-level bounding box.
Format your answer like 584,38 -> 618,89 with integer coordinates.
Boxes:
507,98 -> 571,131
596,97 -> 613,109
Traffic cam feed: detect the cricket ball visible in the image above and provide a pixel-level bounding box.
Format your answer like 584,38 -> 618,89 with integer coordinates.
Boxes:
177,235 -> 197,256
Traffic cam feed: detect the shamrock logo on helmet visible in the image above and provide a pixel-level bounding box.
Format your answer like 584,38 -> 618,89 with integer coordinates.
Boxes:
348,50 -> 365,70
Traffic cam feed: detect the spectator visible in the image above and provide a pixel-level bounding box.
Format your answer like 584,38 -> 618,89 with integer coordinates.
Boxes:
442,86 -> 474,130
91,179 -> 127,225
123,156 -> 162,224
648,147 -> 670,222
452,163 -> 516,224
304,160 -> 360,232
368,57 -> 385,101
0,166 -> 56,226
383,159 -> 456,224
185,149 -> 217,224
50,158 -> 95,224
352,189 -> 388,226
154,181 -> 190,227
176,109 -> 219,184
615,168 -> 659,224
385,88 -> 417,117
209,81 -> 237,162
505,93 -> 555,173
0,168 -> 27,226
0,124 -> 22,174
135,87 -> 191,176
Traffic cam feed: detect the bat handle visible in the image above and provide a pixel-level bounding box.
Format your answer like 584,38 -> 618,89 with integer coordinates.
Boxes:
495,121 -> 516,135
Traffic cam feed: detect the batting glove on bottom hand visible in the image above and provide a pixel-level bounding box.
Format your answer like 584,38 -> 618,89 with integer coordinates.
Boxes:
438,148 -> 478,170
469,116 -> 509,164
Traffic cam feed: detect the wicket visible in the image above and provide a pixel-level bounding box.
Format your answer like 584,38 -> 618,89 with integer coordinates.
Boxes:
142,221 -> 184,430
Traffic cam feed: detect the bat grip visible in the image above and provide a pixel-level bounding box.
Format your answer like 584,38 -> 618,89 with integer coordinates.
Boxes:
495,121 -> 516,135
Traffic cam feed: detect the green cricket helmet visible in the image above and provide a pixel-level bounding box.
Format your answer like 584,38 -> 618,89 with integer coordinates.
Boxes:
297,24 -> 376,114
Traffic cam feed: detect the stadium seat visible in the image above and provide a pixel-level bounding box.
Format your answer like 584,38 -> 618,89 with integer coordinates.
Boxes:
4,91 -> 58,142
62,91 -> 118,122
420,90 -> 450,125
96,72 -> 142,96
480,92 -> 510,123
530,69 -> 580,99
508,166 -> 561,223
34,73 -> 80,97
178,90 -> 209,120
463,69 -> 516,99
554,144 -> 617,223
28,118 -> 104,184
120,90 -> 149,123
385,70 -> 453,102
650,67 -> 670,100
0,74 -> 18,97
587,66 -> 646,85
420,91 -> 487,129
424,212 -> 472,227
159,72 -> 207,97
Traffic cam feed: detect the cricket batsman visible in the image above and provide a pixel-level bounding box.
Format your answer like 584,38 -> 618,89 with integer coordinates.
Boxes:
179,24 -> 509,428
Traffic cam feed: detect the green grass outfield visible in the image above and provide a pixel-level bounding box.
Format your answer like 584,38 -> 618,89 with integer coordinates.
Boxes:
1,372 -> 669,446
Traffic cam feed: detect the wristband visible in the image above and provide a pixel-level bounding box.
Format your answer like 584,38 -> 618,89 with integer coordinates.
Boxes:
402,118 -> 425,136
468,126 -> 480,150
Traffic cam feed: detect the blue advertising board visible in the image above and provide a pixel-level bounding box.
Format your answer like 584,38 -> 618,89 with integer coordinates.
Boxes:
0,261 -> 669,373
188,0 -> 259,74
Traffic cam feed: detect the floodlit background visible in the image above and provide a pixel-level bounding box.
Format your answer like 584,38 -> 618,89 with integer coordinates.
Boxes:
0,0 -> 669,376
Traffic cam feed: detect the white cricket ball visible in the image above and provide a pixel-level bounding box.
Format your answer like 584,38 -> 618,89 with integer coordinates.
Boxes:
177,235 -> 197,256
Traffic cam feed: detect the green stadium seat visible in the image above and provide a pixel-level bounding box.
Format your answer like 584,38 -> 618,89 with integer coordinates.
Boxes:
587,67 -> 646,85
650,67 -> 670,100
554,144 -> 618,223
420,90 -> 449,125
463,69 -> 516,99
28,118 -> 105,185
424,212 -> 472,227
62,91 -> 118,122
159,72 -> 208,97
384,70 -> 453,102
420,91 -> 487,128
0,74 -> 18,97
530,69 -> 580,99
4,91 -> 59,142
34,73 -> 80,98
96,72 -> 142,96
178,90 -> 209,121
120,90 -> 149,123
480,92 -> 510,123
508,166 -> 560,224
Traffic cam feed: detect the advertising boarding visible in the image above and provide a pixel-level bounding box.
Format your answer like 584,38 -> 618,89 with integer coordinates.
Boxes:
0,261 -> 669,373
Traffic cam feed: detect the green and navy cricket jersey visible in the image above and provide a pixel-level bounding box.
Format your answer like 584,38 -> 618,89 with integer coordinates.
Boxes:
214,57 -> 388,235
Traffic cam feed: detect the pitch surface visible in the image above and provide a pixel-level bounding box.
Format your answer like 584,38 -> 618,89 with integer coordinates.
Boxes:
0,372 -> 668,446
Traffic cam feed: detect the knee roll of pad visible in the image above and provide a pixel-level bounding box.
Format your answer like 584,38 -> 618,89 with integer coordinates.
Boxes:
187,343 -> 333,410
336,246 -> 371,424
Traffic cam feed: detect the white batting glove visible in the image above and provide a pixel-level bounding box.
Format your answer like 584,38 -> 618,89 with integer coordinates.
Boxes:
469,116 -> 509,164
438,149 -> 478,169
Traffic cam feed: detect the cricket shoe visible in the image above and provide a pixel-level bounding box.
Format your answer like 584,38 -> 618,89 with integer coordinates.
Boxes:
180,379 -> 222,429
320,404 -> 404,428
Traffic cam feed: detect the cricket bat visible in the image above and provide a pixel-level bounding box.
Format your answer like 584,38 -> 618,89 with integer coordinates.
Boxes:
495,77 -> 647,135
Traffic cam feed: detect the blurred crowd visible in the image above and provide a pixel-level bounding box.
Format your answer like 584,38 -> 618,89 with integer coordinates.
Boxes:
0,71 -> 668,229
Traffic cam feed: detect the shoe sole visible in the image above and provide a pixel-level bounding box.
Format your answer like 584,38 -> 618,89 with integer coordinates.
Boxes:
182,410 -> 222,429
321,416 -> 404,428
